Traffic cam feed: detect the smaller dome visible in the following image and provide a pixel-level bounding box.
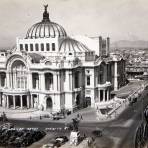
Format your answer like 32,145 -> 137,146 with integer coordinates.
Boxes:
59,37 -> 90,53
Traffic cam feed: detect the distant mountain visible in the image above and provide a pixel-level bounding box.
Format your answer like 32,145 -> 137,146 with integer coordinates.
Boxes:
111,40 -> 148,49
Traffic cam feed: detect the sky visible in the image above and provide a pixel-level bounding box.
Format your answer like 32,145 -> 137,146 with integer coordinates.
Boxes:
0,0 -> 148,48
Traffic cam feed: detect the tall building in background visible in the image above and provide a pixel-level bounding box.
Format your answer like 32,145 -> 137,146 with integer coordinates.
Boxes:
0,6 -> 126,112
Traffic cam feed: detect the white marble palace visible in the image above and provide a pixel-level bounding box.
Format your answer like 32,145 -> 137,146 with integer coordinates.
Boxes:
0,6 -> 126,112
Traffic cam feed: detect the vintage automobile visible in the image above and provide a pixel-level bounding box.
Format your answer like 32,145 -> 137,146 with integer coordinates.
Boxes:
129,97 -> 138,106
42,136 -> 68,148
43,139 -> 61,148
64,122 -> 73,130
53,115 -> 65,120
92,129 -> 103,137
55,136 -> 68,144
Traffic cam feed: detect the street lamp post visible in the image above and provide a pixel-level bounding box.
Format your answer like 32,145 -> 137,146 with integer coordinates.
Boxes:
142,97 -> 144,122
141,83 -> 145,122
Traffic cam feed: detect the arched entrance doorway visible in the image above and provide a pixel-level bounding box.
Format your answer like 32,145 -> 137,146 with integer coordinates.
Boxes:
86,97 -> 91,107
46,97 -> 52,109
76,94 -> 81,108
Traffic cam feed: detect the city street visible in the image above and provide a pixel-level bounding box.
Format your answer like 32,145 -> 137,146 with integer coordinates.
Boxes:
0,1 -> 147,148
5,87 -> 148,148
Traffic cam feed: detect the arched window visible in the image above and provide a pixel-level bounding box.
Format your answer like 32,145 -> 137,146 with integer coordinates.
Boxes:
20,44 -> 23,51
46,43 -> 50,51
75,71 -> 79,88
46,97 -> 52,109
41,43 -> 44,51
11,60 -> 27,89
52,43 -> 55,51
45,61 -> 52,65
35,43 -> 39,51
25,44 -> 28,51
0,72 -> 6,87
45,73 -> 53,90
30,44 -> 33,51
32,73 -> 39,89
87,76 -> 90,86
98,64 -> 105,84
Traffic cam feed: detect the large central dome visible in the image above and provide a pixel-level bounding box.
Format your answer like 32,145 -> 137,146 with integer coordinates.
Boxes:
26,5 -> 67,39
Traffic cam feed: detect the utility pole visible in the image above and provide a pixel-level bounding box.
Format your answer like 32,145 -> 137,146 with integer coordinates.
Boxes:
142,97 -> 144,121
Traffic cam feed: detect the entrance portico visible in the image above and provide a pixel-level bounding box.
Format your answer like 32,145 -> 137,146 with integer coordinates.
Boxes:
2,91 -> 30,109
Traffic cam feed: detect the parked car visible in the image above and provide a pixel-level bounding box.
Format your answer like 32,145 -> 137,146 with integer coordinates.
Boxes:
46,139 -> 61,148
129,97 -> 137,106
52,114 -> 65,120
64,122 -> 73,130
92,129 -> 102,137
55,136 -> 68,145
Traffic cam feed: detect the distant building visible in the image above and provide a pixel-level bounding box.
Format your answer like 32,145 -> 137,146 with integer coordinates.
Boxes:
0,6 -> 126,112
126,51 -> 148,80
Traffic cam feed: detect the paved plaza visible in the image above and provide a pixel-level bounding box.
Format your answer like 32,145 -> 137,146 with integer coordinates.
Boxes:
0,80 -> 146,125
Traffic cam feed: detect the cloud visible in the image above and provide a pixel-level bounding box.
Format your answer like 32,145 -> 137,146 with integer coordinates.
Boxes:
0,0 -> 148,48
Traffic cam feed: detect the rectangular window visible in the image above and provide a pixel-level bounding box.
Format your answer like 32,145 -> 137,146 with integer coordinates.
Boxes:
41,43 -> 44,51
52,43 -> 55,51
46,43 -> 50,51
100,90 -> 103,101
30,44 -> 33,51
87,76 -> 90,85
75,72 -> 79,88
20,44 -> 23,50
105,90 -> 107,101
25,44 -> 28,51
35,43 -> 39,51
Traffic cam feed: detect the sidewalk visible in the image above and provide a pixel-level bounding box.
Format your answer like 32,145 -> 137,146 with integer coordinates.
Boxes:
0,106 -> 99,123
113,80 -> 146,98
106,80 -> 147,120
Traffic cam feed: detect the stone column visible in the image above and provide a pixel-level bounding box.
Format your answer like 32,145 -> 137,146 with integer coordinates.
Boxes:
28,72 -> 32,89
13,71 -> 15,88
0,93 -> 2,106
57,73 -> 59,91
40,72 -> 45,90
27,95 -> 30,108
15,71 -> 17,88
114,61 -> 118,91
36,79 -> 39,90
98,89 -> 100,102
54,73 -> 57,91
6,95 -> 9,108
6,71 -> 10,88
103,90 -> 106,102
13,96 -> 16,109
0,74 -> 1,88
20,95 -> 23,109
69,71 -> 72,90
30,95 -> 33,108
23,72 -> 26,89
4,76 -> 6,88
107,90 -> 110,101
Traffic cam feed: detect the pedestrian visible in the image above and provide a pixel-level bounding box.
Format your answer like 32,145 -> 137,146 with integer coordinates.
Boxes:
77,113 -> 80,118
80,114 -> 83,120
40,115 -> 42,120
2,112 -> 7,122
97,106 -> 99,110
83,133 -> 86,139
